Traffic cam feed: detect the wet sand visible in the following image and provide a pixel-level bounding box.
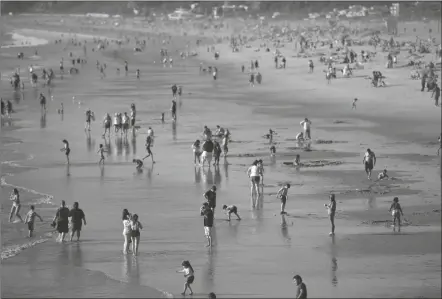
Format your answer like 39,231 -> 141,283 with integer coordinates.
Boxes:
1,15 -> 441,298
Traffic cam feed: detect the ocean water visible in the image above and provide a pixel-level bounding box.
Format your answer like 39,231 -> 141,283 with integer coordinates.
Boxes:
1,31 -> 441,298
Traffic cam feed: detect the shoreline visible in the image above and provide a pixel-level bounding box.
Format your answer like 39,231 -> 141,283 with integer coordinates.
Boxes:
1,14 -> 441,298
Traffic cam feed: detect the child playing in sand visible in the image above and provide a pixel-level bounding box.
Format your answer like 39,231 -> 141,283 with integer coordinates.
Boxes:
133,159 -> 143,170
389,197 -> 404,229
222,205 -> 241,221
352,98 -> 358,110
324,194 -> 337,236
97,144 -> 107,165
24,205 -> 43,237
276,184 -> 291,214
377,169 -> 389,180
60,139 -> 70,165
295,132 -> 304,143
176,260 -> 194,295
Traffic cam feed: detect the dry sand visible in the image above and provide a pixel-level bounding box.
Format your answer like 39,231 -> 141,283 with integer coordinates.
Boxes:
1,14 -> 441,298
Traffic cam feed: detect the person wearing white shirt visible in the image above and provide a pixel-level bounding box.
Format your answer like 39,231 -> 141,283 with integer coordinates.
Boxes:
300,118 -> 312,139
246,160 -> 261,207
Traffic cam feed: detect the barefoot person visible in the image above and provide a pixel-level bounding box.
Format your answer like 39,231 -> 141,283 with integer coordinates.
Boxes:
222,204 -> 241,221
133,158 -> 144,170
363,148 -> 377,180
377,169 -> 389,180
324,194 -> 336,236
202,203 -> 214,247
247,160 -> 261,207
130,214 -> 143,256
192,139 -> 201,164
276,184 -> 290,214
201,139 -> 214,167
85,109 -> 93,131
52,200 -> 70,242
389,197 -> 404,230
293,275 -> 308,299
97,144 -> 107,165
143,134 -> 155,163
300,118 -> 312,140
176,260 -> 195,295
122,209 -> 132,254
204,186 -> 217,216
102,113 -> 111,137
60,139 -> 71,164
68,202 -> 86,242
171,99 -> 177,121
24,205 -> 43,237
9,188 -> 24,223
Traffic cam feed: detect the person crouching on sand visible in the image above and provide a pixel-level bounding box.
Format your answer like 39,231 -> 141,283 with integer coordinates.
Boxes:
24,205 -> 43,237
389,197 -> 404,230
133,159 -> 143,170
324,194 -> 336,236
222,205 -> 241,221
377,169 -> 389,180
176,260 -> 195,295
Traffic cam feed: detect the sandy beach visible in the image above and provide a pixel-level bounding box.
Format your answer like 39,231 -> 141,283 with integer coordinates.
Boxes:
1,12 -> 441,298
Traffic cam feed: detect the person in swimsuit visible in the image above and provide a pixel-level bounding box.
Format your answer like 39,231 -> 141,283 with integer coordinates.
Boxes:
133,159 -> 144,170
324,194 -> 336,236
192,140 -> 201,164
122,209 -> 132,254
293,275 -> 308,299
222,134 -> 229,157
60,139 -> 71,165
276,184 -> 290,214
143,135 -> 155,163
9,188 -> 24,223
363,148 -> 376,180
176,260 -> 194,295
97,144 -> 107,165
171,100 -> 177,121
213,141 -> 222,166
103,113 -> 112,137
171,84 -> 178,99
377,169 -> 389,180
122,112 -> 129,136
68,202 -> 86,242
130,104 -> 136,128
389,197 -> 404,230
85,109 -> 92,131
201,139 -> 214,167
39,93 -> 46,111
247,160 -> 261,207
257,159 -> 264,185
222,205 -> 241,221
52,200 -> 70,242
130,214 -> 143,256
24,205 -> 43,237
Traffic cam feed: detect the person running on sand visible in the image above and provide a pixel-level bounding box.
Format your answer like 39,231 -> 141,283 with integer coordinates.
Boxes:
192,140 -> 201,164
171,100 -> 177,121
9,188 -> 24,223
130,214 -> 143,256
68,202 -> 86,242
363,148 -> 376,180
222,205 -> 241,221
247,160 -> 261,207
39,93 -> 46,111
60,139 -> 71,165
213,141 -> 222,166
143,134 -> 155,163
293,275 -> 308,299
176,260 -> 195,295
201,139 -> 214,167
389,197 -> 404,229
52,200 -> 70,242
24,205 -> 43,237
133,159 -> 143,170
171,84 -> 178,99
122,209 -> 132,254
103,113 -> 112,137
324,194 -> 336,236
276,184 -> 290,214
97,144 -> 107,165
352,98 -> 358,110
377,169 -> 389,180
300,118 -> 312,140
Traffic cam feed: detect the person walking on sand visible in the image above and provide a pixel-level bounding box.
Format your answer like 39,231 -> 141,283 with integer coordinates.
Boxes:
102,113 -> 112,137
300,118 -> 312,140
60,139 -> 71,164
204,186 -> 217,216
68,202 -> 86,242
293,275 -> 308,299
222,133 -> 229,157
192,140 -> 201,164
143,134 -> 155,163
247,160 -> 261,207
352,98 -> 358,110
201,139 -> 214,168
122,209 -> 132,254
85,109 -> 93,131
52,200 -> 70,242
9,188 -> 24,223
130,103 -> 136,129
276,184 -> 290,214
363,148 -> 376,180
324,194 -> 336,236
431,83 -> 440,107
39,93 -> 47,111
97,144 -> 107,165
213,141 -> 222,166
171,84 -> 178,99
171,99 -> 177,121
222,204 -> 241,221
202,203 -> 214,247
24,205 -> 43,237
130,214 -> 143,256
389,197 -> 404,230
176,260 -> 195,295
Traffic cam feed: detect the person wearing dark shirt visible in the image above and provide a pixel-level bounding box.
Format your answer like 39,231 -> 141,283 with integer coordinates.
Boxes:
293,275 -> 307,299
203,186 -> 217,215
203,204 -> 214,247
68,202 -> 86,242
222,205 -> 241,221
52,200 -> 70,242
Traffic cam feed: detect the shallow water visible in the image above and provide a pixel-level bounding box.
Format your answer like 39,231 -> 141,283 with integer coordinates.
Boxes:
1,27 -> 441,298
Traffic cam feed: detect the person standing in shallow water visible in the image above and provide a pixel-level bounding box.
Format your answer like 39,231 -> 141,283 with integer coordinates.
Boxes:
52,200 -> 70,242
324,194 -> 336,236
9,188 -> 24,223
68,202 -> 86,242
60,139 -> 70,165
363,148 -> 376,180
